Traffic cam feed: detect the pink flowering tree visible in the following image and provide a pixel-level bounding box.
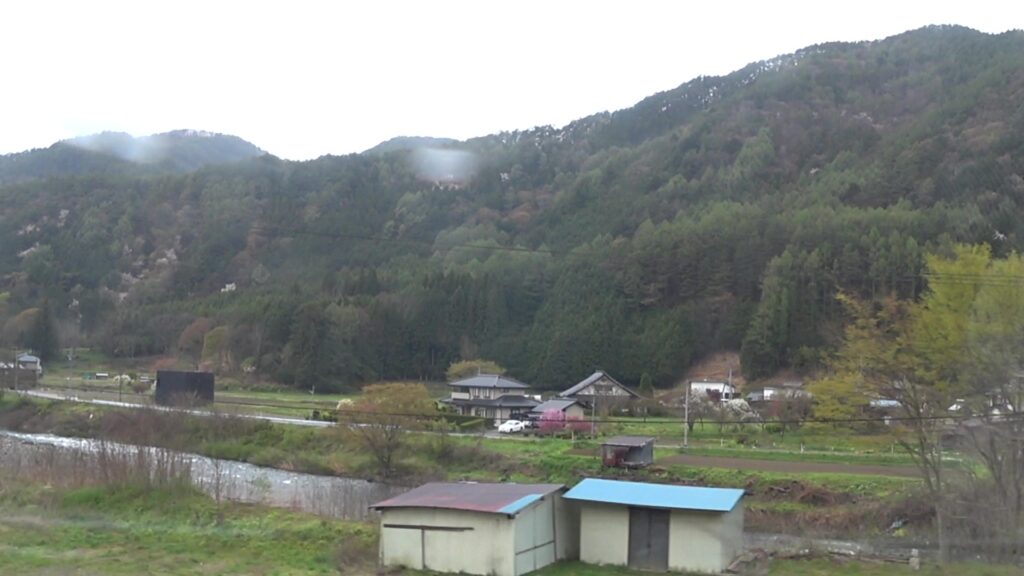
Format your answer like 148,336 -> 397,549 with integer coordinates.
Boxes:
565,415 -> 591,434
538,409 -> 566,434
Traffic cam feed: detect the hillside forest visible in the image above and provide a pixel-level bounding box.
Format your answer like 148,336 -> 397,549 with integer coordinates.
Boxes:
2,26 -> 1024,393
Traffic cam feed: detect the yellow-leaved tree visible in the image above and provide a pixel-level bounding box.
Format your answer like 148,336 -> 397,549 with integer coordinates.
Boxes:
338,383 -> 437,479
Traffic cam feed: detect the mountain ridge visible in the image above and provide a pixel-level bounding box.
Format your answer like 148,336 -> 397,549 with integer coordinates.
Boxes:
1,25 -> 1022,391
0,129 -> 266,184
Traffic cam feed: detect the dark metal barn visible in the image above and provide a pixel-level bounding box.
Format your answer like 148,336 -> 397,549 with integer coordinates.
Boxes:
154,370 -> 214,406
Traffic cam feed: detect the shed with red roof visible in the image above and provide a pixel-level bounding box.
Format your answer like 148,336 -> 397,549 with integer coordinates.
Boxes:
371,482 -> 577,576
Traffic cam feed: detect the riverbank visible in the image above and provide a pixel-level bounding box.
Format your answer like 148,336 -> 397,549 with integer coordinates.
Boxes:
0,399 -> 1014,575
0,395 -> 924,540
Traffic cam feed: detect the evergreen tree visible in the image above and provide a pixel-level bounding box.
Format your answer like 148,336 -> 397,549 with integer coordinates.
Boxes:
27,301 -> 59,362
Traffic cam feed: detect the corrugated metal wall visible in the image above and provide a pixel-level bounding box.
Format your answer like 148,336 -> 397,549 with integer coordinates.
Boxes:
514,497 -> 557,575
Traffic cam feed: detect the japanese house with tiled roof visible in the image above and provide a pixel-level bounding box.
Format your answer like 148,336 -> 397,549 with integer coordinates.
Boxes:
443,374 -> 540,424
559,371 -> 638,413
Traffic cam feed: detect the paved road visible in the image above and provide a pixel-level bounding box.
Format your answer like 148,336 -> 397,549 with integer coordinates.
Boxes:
17,390 -> 503,435
18,390 -> 334,428
659,453 -> 921,478
16,390 -> 923,476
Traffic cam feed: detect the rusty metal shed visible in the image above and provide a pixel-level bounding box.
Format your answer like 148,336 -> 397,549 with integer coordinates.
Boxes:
601,436 -> 655,468
372,482 -> 578,576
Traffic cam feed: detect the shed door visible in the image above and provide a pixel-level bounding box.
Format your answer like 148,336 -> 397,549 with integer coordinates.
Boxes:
628,507 -> 669,571
515,498 -> 556,576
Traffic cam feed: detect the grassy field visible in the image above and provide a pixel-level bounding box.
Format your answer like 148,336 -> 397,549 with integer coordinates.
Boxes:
36,349 -> 911,464
1,396 -> 1015,575
762,558 -> 1024,575
533,559 -> 1022,576
0,483 -> 376,576
3,482 -> 1014,576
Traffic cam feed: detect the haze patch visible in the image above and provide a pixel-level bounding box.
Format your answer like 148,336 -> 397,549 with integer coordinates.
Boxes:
64,132 -> 168,164
411,148 -> 478,186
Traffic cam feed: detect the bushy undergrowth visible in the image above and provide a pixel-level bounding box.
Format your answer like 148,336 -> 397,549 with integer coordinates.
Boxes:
0,480 -> 376,575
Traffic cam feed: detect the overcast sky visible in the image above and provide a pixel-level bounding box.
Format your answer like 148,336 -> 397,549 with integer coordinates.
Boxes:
1,1 -> 1021,160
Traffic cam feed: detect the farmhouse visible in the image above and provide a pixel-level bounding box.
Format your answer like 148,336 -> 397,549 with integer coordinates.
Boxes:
745,382 -> 809,405
564,478 -> 744,574
559,371 -> 638,413
530,398 -> 586,420
444,374 -> 540,424
16,353 -> 42,375
0,363 -> 37,389
371,482 -> 577,576
688,380 -> 737,401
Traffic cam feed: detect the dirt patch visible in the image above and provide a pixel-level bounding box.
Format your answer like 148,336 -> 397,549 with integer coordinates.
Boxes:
683,352 -> 745,387
744,496 -> 933,537
658,453 -> 921,478
756,479 -> 856,506
564,447 -> 598,457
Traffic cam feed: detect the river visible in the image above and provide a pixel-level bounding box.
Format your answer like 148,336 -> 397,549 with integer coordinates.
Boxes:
0,430 -> 408,520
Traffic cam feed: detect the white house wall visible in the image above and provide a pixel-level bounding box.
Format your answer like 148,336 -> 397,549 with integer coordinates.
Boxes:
668,509 -> 728,574
554,494 -> 579,560
379,508 -> 516,576
564,404 -> 587,420
718,504 -> 744,570
580,378 -> 632,397
578,502 -> 629,566
577,501 -> 744,574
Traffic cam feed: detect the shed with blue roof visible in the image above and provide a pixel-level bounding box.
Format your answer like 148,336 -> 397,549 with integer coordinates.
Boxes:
563,478 -> 744,573
371,482 -> 577,576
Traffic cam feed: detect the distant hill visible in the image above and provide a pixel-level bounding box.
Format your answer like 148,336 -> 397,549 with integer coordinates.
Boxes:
1,25 -> 1023,392
0,130 -> 265,184
363,136 -> 459,155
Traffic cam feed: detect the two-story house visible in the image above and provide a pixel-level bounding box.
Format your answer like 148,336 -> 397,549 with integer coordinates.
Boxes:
559,371 -> 639,414
444,374 -> 539,425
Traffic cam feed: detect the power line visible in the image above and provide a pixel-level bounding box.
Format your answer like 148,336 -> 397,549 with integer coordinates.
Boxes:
26,383 -> 1022,427
252,223 -> 562,256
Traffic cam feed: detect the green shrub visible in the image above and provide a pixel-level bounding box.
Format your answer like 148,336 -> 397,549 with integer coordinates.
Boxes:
456,418 -> 486,431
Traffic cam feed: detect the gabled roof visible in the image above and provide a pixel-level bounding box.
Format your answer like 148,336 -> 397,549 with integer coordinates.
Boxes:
602,435 -> 654,448
559,371 -> 638,398
531,398 -> 580,414
563,478 -> 743,513
448,395 -> 540,409
371,482 -> 564,515
449,374 -> 530,389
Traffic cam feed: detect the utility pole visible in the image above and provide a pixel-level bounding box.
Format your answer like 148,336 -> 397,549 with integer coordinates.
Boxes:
683,382 -> 690,450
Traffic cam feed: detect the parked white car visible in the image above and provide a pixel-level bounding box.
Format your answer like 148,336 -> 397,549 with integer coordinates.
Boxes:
498,420 -> 526,433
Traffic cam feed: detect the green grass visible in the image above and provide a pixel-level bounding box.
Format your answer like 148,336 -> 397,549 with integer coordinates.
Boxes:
675,445 -> 918,467
765,558 -> 1023,575
663,465 -> 916,498
604,418 -> 901,453
0,483 -> 375,576
531,559 -> 1022,576
1,396 -> 919,500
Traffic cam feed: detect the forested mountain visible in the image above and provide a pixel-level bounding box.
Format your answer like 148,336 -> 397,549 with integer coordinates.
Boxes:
364,136 -> 459,155
2,26 -> 1023,392
0,130 -> 265,184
